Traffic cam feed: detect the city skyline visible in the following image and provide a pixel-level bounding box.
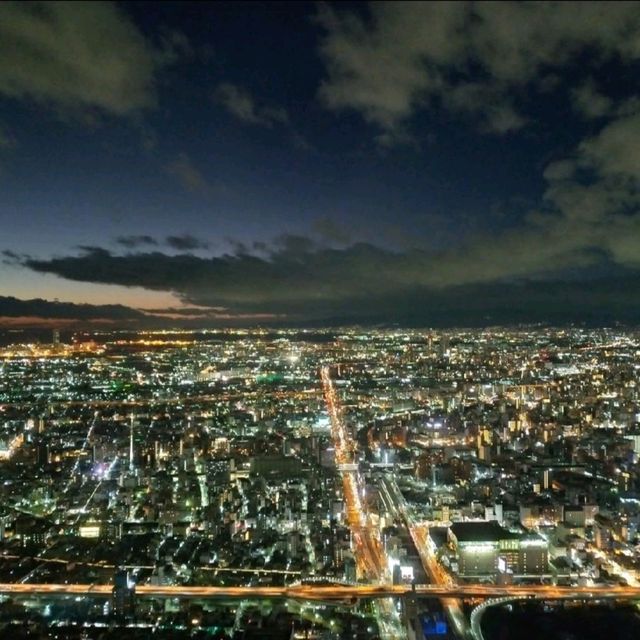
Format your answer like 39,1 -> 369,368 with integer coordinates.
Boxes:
3,2 -> 640,326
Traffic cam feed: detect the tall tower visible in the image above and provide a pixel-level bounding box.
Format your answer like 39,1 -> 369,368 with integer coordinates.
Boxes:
129,414 -> 135,472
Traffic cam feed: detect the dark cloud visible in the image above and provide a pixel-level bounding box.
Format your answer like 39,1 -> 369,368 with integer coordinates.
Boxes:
251,241 -> 269,254
0,125 -> 16,149
571,80 -> 613,120
0,295 -> 277,329
2,249 -> 24,265
214,83 -> 289,127
0,295 -> 145,322
21,244 -> 407,315
313,217 -> 352,245
271,234 -> 316,256
224,238 -> 252,255
165,234 -> 210,251
0,2 -> 169,116
141,306 -> 224,317
165,153 -> 213,195
212,83 -> 310,150
313,276 -> 640,327
115,235 -> 158,249
18,232 -> 640,325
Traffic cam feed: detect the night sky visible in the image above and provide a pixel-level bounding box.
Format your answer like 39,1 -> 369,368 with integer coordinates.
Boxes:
2,1 -> 640,327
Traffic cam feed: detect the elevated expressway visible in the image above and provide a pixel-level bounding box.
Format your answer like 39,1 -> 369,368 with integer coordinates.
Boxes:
0,582 -> 639,601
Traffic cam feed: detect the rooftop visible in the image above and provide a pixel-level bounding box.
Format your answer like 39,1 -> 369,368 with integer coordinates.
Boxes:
449,520 -> 519,543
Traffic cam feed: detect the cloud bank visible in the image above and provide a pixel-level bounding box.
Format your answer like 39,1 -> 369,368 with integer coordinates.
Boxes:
0,295 -> 145,323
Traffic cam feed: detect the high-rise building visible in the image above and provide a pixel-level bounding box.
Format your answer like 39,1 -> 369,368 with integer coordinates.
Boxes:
112,570 -> 135,618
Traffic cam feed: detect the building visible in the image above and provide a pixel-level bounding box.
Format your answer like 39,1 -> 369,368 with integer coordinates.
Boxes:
14,515 -> 48,547
112,570 -> 136,618
448,521 -> 548,578
594,514 -> 614,550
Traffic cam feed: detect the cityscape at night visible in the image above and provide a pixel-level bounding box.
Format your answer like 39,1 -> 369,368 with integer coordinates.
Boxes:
0,327 -> 640,638
3,1 -> 640,639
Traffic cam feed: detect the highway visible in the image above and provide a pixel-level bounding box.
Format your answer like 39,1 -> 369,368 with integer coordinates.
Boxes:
320,366 -> 386,581
0,582 -> 639,602
321,366 -> 403,639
